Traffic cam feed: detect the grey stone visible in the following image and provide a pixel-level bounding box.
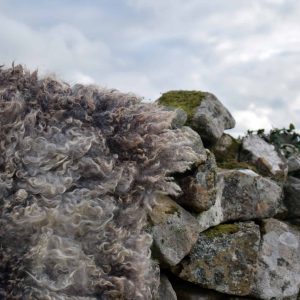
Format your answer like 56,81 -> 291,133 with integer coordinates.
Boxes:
173,222 -> 260,296
197,169 -> 283,232
149,194 -> 200,267
251,219 -> 300,300
284,176 -> 300,218
180,126 -> 207,167
151,260 -> 161,300
287,153 -> 300,173
176,150 -> 217,213
172,108 -> 188,128
241,135 -> 288,180
159,275 -> 177,300
211,134 -> 238,158
191,92 -> 235,144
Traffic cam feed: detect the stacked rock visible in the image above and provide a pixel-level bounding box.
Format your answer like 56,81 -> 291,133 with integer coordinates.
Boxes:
154,91 -> 300,300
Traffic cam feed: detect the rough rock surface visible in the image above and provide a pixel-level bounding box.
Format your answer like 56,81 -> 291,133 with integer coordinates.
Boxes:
149,194 -> 200,267
241,135 -> 288,180
179,126 -> 207,167
176,150 -> 217,213
287,152 -> 300,173
284,176 -> 300,218
173,222 -> 260,296
171,108 -> 188,128
252,219 -> 300,300
197,169 -> 282,232
191,92 -> 236,144
158,275 -> 177,300
156,90 -> 235,145
211,134 -> 237,159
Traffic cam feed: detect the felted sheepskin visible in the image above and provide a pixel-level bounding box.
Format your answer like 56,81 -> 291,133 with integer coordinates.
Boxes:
0,65 -> 200,300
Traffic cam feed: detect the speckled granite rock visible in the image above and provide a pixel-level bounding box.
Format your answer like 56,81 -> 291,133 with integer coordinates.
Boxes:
149,194 -> 200,267
173,222 -> 260,296
241,135 -> 288,180
197,169 -> 283,232
251,218 -> 300,300
284,176 -> 300,218
176,150 -> 218,213
159,274 -> 177,300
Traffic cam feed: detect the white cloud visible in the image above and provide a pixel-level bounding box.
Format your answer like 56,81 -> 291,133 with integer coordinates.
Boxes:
0,0 -> 299,134
0,13 -> 110,82
231,104 -> 273,136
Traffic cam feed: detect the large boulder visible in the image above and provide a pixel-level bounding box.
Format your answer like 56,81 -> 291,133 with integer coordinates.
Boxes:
149,194 -> 200,267
284,176 -> 300,218
251,219 -> 300,299
156,91 -> 235,145
175,150 -> 218,213
173,222 -> 260,296
241,135 -> 288,180
197,169 -> 283,232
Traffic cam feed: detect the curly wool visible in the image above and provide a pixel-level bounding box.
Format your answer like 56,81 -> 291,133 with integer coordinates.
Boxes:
0,65 -> 201,299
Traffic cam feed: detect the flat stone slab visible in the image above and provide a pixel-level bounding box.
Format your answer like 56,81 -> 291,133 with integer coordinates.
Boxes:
173,222 -> 260,296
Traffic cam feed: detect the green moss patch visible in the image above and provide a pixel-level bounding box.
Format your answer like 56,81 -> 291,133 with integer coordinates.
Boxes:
213,136 -> 260,172
213,137 -> 241,164
157,90 -> 205,125
202,224 -> 240,238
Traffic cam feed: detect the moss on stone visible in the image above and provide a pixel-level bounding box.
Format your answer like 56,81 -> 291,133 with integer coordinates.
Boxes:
213,136 -> 241,164
202,224 -> 240,238
157,90 -> 205,125
213,136 -> 260,173
218,160 -> 259,172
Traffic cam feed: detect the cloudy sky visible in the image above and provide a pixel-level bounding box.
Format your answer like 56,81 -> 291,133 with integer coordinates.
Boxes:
0,0 -> 299,135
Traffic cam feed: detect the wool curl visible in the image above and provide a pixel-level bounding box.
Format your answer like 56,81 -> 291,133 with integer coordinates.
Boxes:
0,65 -> 201,300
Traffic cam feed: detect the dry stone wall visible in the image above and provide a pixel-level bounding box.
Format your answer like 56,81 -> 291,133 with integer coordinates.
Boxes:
155,91 -> 300,300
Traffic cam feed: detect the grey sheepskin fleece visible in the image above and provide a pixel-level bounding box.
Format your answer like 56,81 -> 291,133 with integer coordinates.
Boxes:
0,65 -> 200,299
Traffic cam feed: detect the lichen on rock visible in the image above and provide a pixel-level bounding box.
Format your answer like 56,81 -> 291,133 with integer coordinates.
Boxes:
173,222 -> 260,296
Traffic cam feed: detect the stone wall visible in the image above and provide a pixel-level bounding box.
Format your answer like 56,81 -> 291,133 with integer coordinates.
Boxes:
154,91 -> 300,300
